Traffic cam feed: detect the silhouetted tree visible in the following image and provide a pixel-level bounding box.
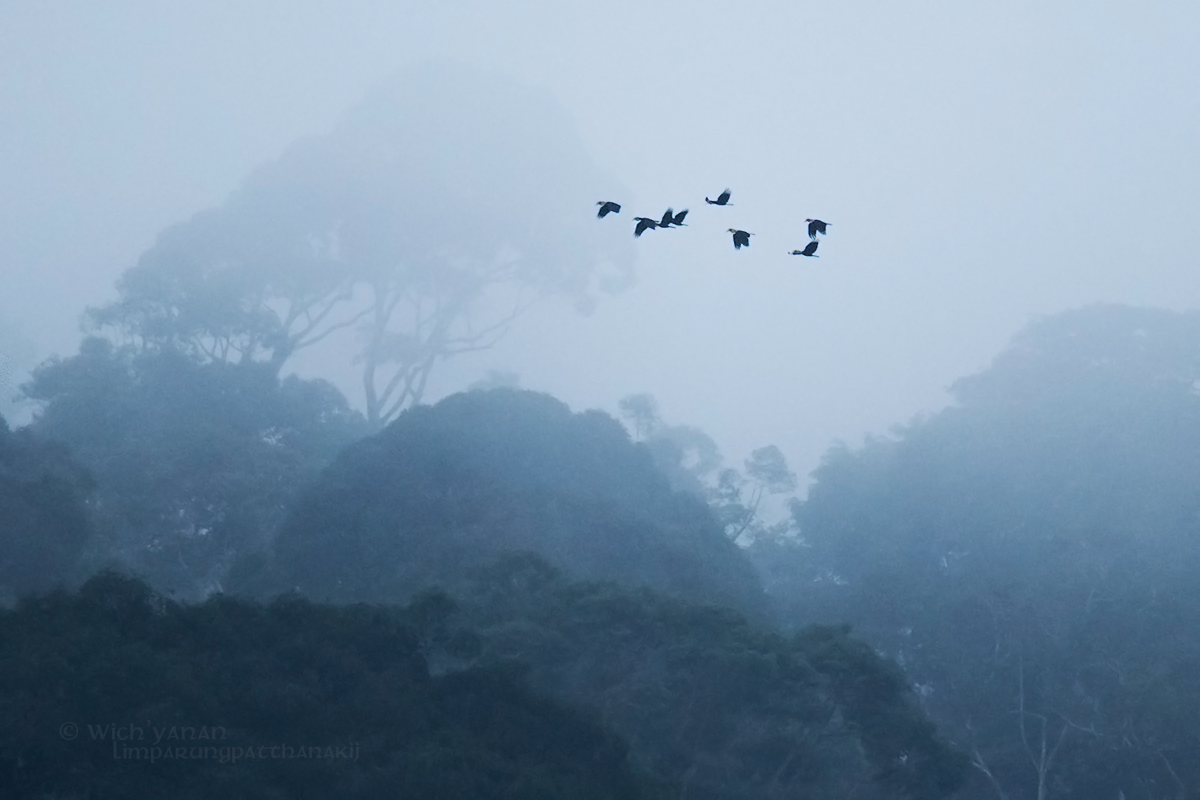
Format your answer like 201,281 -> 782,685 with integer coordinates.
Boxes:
0,417 -> 93,598
618,394 -> 798,544
269,389 -> 768,616
23,337 -> 368,599
88,64 -> 634,426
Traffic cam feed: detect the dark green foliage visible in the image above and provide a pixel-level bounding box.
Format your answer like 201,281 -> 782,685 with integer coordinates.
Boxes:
0,572 -> 666,800
0,415 -> 94,596
758,305 -> 1200,798
456,554 -> 967,800
270,389 -> 768,617
22,337 -> 369,599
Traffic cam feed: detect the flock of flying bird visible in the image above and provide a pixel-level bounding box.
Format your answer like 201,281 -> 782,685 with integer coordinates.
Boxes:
595,188 -> 829,257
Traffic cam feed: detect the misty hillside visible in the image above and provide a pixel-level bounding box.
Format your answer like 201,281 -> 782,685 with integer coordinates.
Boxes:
7,6 -> 1200,798
15,301 -> 1200,798
755,304 -> 1200,799
260,388 -> 768,617
1,352 -> 971,799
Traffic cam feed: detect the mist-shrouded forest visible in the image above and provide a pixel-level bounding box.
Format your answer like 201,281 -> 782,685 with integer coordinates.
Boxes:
4,9 -> 1200,798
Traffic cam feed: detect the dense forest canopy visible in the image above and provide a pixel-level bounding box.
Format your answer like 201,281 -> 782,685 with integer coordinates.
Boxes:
0,567 -> 966,800
0,416 -> 93,598
13,186 -> 1200,800
756,304 -> 1200,800
3,332 -> 972,798
0,572 -> 667,800
262,388 -> 770,618
5,5 -> 1199,795
22,337 -> 369,600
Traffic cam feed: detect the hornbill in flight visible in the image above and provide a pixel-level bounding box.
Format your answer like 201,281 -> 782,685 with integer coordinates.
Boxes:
806,219 -> 829,240
728,229 -> 753,249
659,208 -> 688,227
633,217 -> 659,237
790,241 -> 819,257
597,201 -> 621,218
705,189 -> 732,206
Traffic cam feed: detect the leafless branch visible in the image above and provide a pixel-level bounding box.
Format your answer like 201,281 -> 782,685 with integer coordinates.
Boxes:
970,748 -> 1011,800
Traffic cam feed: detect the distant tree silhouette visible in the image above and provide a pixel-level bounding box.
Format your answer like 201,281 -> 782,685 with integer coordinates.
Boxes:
23,337 -> 368,599
87,64 -> 633,426
758,304 -> 1200,800
0,416 -> 93,597
268,389 -> 768,616
618,393 -> 798,544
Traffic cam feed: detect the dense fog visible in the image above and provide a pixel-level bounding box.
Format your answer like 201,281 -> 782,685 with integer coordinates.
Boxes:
3,3 -> 1200,799
5,1 -> 1199,477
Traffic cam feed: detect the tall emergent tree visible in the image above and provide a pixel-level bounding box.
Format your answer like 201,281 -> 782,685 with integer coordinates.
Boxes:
618,393 -> 799,544
89,63 -> 634,426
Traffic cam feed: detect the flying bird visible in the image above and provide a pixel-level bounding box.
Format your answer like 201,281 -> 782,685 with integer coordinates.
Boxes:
705,189 -> 732,206
806,219 -> 829,239
728,229 -> 753,249
790,241 -> 819,257
633,217 -> 659,237
659,208 -> 688,227
597,201 -> 621,218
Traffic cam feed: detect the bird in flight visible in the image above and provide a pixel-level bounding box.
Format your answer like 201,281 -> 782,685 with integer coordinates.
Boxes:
790,241 -> 819,257
633,217 -> 660,237
597,201 -> 621,218
728,229 -> 754,249
659,208 -> 688,227
705,189 -> 732,206
806,219 -> 829,240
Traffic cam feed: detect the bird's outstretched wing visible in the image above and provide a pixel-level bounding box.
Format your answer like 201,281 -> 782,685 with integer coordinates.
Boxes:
673,209 -> 689,226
